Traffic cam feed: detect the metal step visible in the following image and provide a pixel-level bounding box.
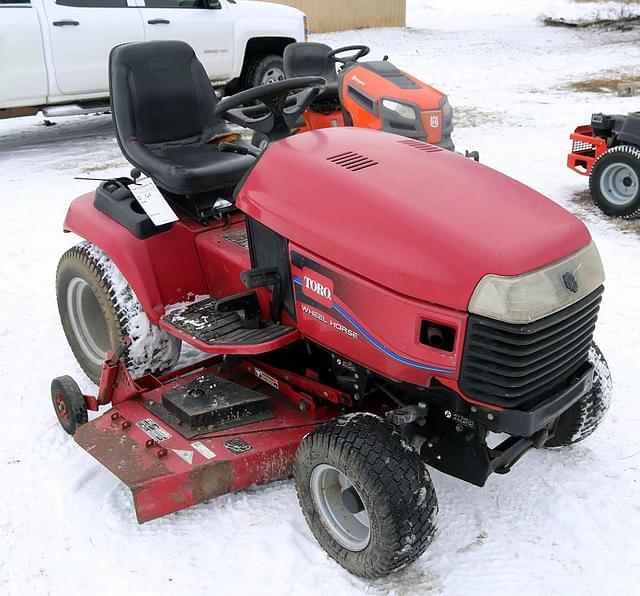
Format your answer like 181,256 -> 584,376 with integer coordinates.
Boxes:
161,297 -> 297,353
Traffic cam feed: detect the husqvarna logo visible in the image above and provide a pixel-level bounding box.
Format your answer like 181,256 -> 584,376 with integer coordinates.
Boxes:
302,267 -> 334,308
429,114 -> 440,128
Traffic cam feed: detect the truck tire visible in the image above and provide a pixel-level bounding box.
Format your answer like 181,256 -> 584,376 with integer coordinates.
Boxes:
56,242 -> 181,385
251,131 -> 270,150
545,343 -> 612,447
294,413 -> 438,578
242,54 -> 285,89
589,144 -> 640,218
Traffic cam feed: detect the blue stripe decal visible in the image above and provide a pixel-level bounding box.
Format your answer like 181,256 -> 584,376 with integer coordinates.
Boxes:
294,278 -> 454,374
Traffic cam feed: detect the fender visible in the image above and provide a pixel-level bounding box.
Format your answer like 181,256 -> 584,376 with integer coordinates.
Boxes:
63,193 -> 209,324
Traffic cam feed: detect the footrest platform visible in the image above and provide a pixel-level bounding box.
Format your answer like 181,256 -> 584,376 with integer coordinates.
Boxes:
160,297 -> 298,354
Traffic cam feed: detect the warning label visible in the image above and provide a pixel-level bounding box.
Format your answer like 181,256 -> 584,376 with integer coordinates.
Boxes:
191,441 -> 216,460
255,368 -> 279,389
172,449 -> 194,465
136,418 -> 172,442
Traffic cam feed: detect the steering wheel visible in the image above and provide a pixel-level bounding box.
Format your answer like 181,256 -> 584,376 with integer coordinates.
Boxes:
327,45 -> 371,66
214,76 -> 326,142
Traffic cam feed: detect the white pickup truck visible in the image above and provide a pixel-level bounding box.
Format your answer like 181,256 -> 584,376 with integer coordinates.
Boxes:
0,0 -> 307,120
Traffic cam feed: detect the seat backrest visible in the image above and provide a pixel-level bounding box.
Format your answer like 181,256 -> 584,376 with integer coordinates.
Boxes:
283,42 -> 337,84
109,40 -> 226,148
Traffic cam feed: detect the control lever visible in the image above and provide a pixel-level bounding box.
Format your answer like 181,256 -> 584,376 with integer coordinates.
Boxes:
219,142 -> 261,159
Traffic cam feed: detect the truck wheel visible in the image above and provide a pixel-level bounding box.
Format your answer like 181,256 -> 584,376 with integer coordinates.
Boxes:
242,54 -> 285,89
294,413 -> 438,578
590,145 -> 640,218
545,343 -> 612,447
51,375 -> 88,435
251,131 -> 270,150
56,242 -> 181,385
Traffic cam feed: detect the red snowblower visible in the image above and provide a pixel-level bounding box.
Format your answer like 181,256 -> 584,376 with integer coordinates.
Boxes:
52,41 -> 611,579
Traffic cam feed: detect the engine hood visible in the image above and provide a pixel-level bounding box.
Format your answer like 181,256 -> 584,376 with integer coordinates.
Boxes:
236,128 -> 591,312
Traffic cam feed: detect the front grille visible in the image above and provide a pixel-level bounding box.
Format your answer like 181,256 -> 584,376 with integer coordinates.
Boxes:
572,139 -> 595,153
459,286 -> 603,408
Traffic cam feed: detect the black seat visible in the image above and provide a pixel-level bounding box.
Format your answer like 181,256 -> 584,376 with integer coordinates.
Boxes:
283,42 -> 339,102
109,40 -> 254,197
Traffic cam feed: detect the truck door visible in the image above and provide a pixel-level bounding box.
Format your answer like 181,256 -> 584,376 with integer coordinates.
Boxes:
139,0 -> 234,83
0,0 -> 47,108
41,0 -> 145,96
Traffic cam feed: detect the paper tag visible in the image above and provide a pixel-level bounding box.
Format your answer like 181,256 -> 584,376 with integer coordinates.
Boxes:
130,178 -> 178,226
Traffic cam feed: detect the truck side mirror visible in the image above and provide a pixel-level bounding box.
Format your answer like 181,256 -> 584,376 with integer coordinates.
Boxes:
204,0 -> 222,8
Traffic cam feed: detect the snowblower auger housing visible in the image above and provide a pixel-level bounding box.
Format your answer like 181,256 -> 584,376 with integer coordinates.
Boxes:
53,41 -> 612,579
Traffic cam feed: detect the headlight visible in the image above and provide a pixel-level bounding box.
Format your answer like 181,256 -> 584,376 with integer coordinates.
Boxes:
303,15 -> 310,41
382,99 -> 417,121
468,241 -> 605,324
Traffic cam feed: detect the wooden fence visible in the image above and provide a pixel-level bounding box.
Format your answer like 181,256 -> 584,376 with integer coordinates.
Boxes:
258,0 -> 406,33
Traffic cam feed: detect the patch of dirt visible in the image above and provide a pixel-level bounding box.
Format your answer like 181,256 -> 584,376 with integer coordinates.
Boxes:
565,73 -> 640,94
570,188 -> 640,235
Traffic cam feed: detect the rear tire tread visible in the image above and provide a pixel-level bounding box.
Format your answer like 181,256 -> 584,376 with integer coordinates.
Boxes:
56,242 -> 181,384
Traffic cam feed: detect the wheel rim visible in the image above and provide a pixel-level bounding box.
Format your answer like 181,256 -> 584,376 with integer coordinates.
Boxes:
262,67 -> 285,85
310,464 -> 371,551
599,162 -> 639,206
54,393 -> 71,424
66,277 -> 110,366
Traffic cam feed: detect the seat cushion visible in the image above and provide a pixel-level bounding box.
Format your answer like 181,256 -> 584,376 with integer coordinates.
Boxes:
147,143 -> 256,196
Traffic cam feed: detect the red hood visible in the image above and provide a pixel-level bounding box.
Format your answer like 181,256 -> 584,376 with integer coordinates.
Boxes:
236,128 -> 591,311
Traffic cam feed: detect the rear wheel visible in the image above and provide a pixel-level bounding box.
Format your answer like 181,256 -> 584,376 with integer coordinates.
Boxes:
545,343 -> 612,447
56,242 -> 181,384
294,413 -> 438,578
590,144 -> 640,217
242,54 -> 285,89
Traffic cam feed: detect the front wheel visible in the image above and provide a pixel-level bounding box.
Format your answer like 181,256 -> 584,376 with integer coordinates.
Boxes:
590,144 -> 640,218
545,343 -> 612,447
294,414 -> 438,578
51,376 -> 87,435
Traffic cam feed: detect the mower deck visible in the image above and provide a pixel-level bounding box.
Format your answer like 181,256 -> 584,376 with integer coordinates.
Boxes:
74,360 -> 336,522
161,297 -> 299,354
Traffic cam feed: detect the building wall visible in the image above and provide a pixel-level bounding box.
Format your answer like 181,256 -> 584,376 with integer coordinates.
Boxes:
258,0 -> 406,33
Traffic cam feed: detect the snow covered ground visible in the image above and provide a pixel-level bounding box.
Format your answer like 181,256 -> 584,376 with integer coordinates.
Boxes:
1,1 -> 639,594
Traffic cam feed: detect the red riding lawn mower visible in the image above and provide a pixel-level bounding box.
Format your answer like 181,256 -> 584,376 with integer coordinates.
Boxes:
52,41 -> 612,579
250,42 -> 455,152
568,111 -> 640,217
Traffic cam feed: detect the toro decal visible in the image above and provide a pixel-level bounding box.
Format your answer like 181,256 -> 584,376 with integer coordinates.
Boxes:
301,267 -> 334,309
292,260 -> 455,376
